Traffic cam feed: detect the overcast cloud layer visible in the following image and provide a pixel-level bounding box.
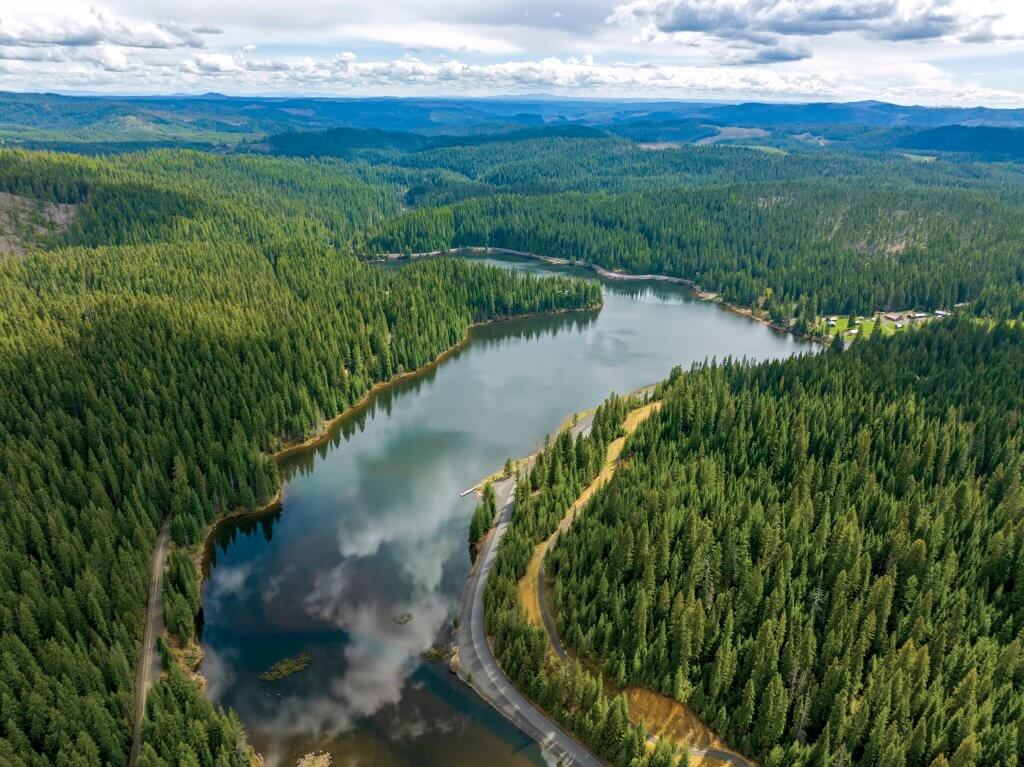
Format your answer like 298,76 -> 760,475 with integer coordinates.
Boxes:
0,0 -> 1022,104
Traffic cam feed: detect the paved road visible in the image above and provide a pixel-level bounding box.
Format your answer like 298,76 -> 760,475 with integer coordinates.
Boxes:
456,416 -> 606,767
454,409 -> 755,767
129,520 -> 170,767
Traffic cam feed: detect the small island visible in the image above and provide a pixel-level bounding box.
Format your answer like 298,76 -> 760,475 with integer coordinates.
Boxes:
259,652 -> 312,682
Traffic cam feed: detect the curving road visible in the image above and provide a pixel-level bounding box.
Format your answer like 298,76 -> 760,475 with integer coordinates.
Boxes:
457,407 -> 753,767
129,520 -> 170,767
456,418 -> 606,767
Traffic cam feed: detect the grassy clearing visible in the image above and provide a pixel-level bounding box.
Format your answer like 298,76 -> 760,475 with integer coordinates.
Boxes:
738,144 -> 788,155
814,312 -> 923,338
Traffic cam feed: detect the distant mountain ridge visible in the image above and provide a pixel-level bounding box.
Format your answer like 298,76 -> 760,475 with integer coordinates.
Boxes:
3,90 -> 1024,150
897,125 -> 1024,158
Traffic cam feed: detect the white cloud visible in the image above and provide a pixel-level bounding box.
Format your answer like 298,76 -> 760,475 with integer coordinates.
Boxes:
609,0 -> 1024,64
0,7 -> 204,49
186,51 -> 237,73
333,21 -> 521,55
0,0 -> 1021,105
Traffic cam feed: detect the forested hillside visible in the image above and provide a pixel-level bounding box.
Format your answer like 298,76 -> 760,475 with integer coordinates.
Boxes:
532,320 -> 1024,766
3,91 -> 1024,767
363,183 -> 1024,320
0,149 -> 403,249
898,126 -> 1024,160
0,148 -> 600,767
263,129 -> 1024,208
4,93 -> 1023,149
483,394 -> 668,765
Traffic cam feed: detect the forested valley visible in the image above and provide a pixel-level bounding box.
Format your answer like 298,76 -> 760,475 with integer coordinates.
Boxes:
1,96 -> 1024,767
363,183 -> 1024,322
489,319 -> 1024,767
0,148 -> 600,767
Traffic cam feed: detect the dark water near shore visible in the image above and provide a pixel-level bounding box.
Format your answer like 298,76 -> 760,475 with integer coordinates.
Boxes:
200,255 -> 810,767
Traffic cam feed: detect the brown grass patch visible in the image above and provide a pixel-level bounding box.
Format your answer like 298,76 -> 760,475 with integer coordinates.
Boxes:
627,687 -> 725,750
519,540 -> 548,629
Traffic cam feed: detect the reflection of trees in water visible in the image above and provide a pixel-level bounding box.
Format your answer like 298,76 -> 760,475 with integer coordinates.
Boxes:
601,279 -> 695,303
277,307 -> 599,480
215,505 -> 282,555
469,307 -> 599,349
204,505 -> 284,581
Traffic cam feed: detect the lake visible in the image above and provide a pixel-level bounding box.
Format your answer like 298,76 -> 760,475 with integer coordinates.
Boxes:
200,255 -> 811,766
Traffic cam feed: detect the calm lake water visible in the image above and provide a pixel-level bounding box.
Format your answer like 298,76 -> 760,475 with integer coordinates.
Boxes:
200,255 -> 811,767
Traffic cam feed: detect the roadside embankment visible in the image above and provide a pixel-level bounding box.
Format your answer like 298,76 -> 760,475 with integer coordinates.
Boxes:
454,414 -> 605,767
467,395 -> 754,767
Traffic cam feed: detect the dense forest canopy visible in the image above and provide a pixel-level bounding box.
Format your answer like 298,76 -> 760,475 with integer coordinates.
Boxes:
0,148 -> 600,767
489,320 -> 1024,767
259,130 -> 1024,208
364,182 -> 1024,319
897,126 -> 1024,160
1,90 -> 1024,767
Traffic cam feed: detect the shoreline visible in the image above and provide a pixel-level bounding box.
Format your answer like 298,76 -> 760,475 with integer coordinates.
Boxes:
464,398 -> 752,767
170,302 -> 601,730
453,415 -> 607,767
269,304 -> 598,464
366,247 -> 822,345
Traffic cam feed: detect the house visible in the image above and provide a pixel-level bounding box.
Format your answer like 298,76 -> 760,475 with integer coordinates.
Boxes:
828,318 -> 837,327
884,312 -> 901,322
935,310 -> 948,317
912,312 -> 927,319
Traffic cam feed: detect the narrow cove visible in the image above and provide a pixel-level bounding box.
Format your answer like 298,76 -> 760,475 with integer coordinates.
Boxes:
199,255 -> 812,767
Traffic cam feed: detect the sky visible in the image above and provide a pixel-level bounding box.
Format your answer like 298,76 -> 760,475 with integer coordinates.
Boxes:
1,0 -> 1023,106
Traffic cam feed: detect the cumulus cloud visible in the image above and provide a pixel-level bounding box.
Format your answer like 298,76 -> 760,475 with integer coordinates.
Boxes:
161,52 -> 835,97
0,8 -> 205,49
186,51 -> 238,73
5,46 -> 1023,105
609,0 -> 1023,64
0,0 -> 1022,105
